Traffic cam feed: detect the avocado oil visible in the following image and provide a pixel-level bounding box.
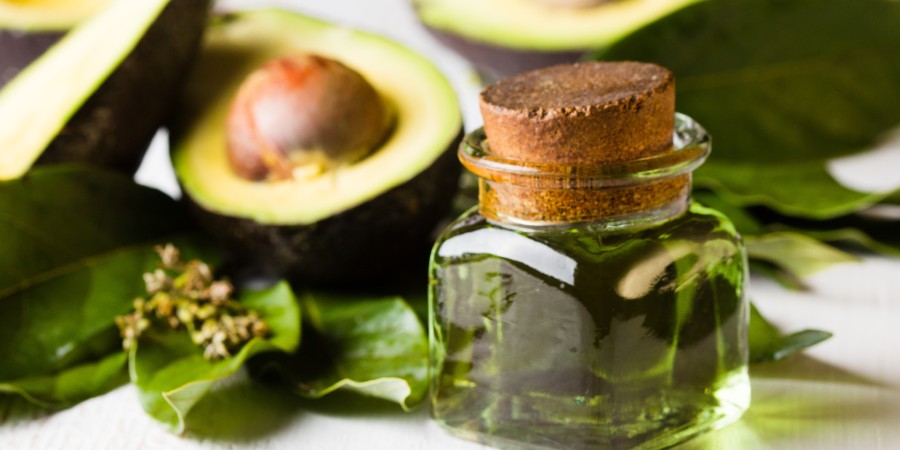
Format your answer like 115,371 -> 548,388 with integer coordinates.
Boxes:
428,63 -> 749,449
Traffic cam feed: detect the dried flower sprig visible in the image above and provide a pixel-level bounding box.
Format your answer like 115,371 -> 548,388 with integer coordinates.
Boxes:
116,244 -> 270,360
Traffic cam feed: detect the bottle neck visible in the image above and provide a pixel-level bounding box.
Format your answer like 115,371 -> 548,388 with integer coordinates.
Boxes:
477,174 -> 692,229
460,114 -> 711,231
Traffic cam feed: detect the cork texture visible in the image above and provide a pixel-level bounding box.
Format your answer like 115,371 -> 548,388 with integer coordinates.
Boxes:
470,61 -> 686,224
479,177 -> 689,224
480,61 -> 675,164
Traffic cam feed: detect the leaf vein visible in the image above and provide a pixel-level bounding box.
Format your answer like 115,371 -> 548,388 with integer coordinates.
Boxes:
0,237 -> 167,301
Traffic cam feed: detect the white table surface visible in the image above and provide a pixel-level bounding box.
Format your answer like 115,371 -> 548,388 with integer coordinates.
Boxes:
4,1 -> 900,449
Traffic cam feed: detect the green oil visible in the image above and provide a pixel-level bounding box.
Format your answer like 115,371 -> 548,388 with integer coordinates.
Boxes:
429,203 -> 749,449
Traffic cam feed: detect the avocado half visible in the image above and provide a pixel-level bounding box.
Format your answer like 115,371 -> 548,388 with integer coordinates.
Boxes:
0,0 -> 210,180
414,0 -> 702,80
170,10 -> 463,286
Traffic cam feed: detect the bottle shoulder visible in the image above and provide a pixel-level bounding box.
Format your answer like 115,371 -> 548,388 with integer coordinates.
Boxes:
431,202 -> 747,303
437,203 -> 742,250
432,203 -> 745,282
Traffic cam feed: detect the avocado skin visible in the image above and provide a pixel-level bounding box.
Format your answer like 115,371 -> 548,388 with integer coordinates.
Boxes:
186,131 -> 463,287
424,27 -> 583,82
0,0 -> 211,174
0,32 -> 62,87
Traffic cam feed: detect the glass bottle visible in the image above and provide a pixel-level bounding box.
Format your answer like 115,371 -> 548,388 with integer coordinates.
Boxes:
428,63 -> 749,450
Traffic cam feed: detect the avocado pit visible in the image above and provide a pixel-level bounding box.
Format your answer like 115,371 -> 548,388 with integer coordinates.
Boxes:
226,53 -> 393,181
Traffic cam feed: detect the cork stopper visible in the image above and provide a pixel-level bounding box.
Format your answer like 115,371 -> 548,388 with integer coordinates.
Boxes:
480,61 -> 674,164
467,61 -> 691,224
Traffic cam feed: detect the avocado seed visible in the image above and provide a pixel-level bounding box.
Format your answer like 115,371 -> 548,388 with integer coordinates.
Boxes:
226,54 -> 393,181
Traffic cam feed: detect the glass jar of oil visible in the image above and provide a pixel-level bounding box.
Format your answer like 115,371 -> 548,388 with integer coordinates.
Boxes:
429,62 -> 749,450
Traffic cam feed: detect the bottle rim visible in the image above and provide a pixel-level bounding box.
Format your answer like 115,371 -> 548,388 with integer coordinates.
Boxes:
460,113 -> 709,189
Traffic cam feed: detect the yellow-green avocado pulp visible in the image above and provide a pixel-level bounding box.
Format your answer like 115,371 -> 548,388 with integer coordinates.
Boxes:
170,10 -> 463,284
414,0 -> 702,51
0,0 -> 112,31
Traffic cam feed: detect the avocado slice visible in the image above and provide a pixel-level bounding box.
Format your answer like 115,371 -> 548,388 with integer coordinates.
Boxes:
414,0 -> 702,80
0,0 -> 210,180
0,0 -> 111,31
0,0 -> 113,85
171,10 -> 463,285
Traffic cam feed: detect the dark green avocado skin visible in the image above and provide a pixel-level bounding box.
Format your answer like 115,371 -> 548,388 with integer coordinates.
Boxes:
0,32 -> 62,87
425,27 -> 583,82
0,0 -> 211,174
186,132 -> 463,288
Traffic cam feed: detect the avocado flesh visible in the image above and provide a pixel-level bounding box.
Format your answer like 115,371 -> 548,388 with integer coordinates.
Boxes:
0,0 -> 113,85
171,10 -> 463,284
415,0 -> 703,51
0,0 -> 210,180
0,0 -> 112,31
187,145 -> 461,285
172,10 -> 462,226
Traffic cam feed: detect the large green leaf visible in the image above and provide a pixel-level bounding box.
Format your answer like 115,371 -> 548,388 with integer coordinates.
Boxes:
801,227 -> 900,257
696,162 -> 894,220
130,281 -> 300,434
700,187 -> 900,257
758,208 -> 900,256
253,292 -> 429,411
0,353 -> 127,408
694,191 -> 762,235
0,165 -> 191,406
0,165 -> 189,295
746,231 -> 859,279
593,0 -> 900,218
695,192 -> 858,287
749,303 -> 832,364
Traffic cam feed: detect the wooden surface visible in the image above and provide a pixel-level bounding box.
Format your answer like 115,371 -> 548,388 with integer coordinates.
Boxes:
3,0 -> 900,449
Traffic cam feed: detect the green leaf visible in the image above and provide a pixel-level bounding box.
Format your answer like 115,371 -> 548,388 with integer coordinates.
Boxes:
593,0 -> 900,218
746,231 -> 859,279
801,227 -> 900,256
749,260 -> 808,292
760,209 -> 900,256
0,353 -> 128,408
694,190 -> 762,235
696,193 -> 859,286
0,165 -> 191,406
701,186 -> 900,256
696,162 -> 892,220
254,292 -> 428,411
130,281 -> 300,433
0,165 -> 189,296
698,189 -> 900,259
749,303 -> 832,364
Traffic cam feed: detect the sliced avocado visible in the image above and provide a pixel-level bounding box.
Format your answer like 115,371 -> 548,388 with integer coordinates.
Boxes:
414,0 -> 702,79
0,0 -> 112,31
171,10 -> 463,285
0,0 -> 114,84
0,0 -> 210,180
